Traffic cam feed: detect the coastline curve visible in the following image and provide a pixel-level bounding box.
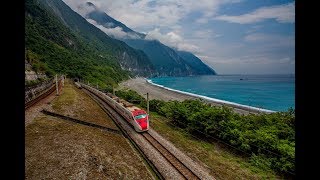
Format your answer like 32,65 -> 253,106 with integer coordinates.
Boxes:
145,78 -> 276,114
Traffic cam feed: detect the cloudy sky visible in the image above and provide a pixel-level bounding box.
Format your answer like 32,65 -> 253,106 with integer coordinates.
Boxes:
63,0 -> 295,75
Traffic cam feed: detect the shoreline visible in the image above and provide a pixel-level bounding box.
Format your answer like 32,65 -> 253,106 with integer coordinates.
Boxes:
119,77 -> 276,115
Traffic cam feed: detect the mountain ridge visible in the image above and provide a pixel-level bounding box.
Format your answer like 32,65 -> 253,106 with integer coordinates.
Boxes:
40,0 -> 155,77
79,1 -> 217,76
25,0 -> 156,89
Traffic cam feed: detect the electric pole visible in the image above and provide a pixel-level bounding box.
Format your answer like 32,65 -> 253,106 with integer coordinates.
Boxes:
147,92 -> 149,115
55,74 -> 59,95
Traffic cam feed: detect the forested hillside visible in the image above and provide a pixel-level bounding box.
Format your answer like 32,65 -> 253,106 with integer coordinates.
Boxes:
25,0 -> 155,89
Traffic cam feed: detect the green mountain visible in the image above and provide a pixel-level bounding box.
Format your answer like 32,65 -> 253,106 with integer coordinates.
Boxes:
176,51 -> 217,75
123,39 -> 197,76
79,2 -> 217,76
25,0 -> 155,88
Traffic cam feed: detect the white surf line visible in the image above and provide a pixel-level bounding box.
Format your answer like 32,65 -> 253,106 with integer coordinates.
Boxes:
145,78 -> 276,113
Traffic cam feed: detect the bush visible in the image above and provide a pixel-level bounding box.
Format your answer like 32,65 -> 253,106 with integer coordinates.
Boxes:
115,91 -> 295,175
115,89 -> 146,106
149,99 -> 165,112
158,99 -> 295,175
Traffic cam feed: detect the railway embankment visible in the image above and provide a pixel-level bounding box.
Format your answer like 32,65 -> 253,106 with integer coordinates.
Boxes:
26,79 -> 287,179
80,84 -> 214,179
25,79 -> 154,179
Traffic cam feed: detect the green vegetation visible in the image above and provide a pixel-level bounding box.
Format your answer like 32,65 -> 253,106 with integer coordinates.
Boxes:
116,89 -> 295,177
124,39 -> 217,76
115,89 -> 146,105
150,112 -> 279,179
25,79 -> 42,87
25,0 -> 155,89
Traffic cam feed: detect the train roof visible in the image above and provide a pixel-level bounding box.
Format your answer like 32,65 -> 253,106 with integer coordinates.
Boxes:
106,92 -> 146,113
127,106 -> 142,112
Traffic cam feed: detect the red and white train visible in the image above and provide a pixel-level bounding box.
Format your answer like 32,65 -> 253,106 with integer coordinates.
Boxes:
81,83 -> 149,132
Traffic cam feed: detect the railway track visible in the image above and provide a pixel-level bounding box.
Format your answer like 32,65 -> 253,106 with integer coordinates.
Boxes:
142,132 -> 200,180
81,84 -> 206,180
25,84 -> 56,110
25,79 -> 62,110
82,88 -> 165,179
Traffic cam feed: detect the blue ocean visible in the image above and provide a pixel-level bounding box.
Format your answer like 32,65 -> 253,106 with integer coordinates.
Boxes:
148,74 -> 295,112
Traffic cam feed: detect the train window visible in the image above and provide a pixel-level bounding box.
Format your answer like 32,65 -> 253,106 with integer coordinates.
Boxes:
135,114 -> 147,119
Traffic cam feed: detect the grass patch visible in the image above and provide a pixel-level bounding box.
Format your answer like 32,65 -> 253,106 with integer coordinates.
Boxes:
51,82 -> 76,112
50,80 -> 118,128
25,115 -> 154,180
149,112 -> 280,180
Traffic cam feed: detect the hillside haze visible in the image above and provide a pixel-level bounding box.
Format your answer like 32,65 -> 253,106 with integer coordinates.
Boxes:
77,1 -> 217,76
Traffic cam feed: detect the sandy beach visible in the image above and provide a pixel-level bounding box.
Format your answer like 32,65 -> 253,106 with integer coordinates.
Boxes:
119,77 -> 274,115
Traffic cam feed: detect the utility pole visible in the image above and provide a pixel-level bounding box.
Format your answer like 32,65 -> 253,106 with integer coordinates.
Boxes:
55,74 -> 59,95
147,92 -> 149,115
62,75 -> 64,87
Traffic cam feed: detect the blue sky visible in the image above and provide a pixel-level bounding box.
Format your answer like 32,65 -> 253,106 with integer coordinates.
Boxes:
63,0 -> 295,74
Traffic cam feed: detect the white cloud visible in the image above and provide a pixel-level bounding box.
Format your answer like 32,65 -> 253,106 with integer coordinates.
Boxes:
177,43 -> 201,53
87,19 -> 140,39
195,18 -> 209,24
61,0 -> 295,74
70,1 -> 96,16
63,0 -> 242,29
193,30 -> 222,39
61,0 -> 235,55
199,54 -> 294,66
195,10 -> 215,23
244,33 -> 274,42
145,28 -> 200,53
215,2 -> 295,24
193,30 -> 213,39
244,33 -> 295,49
279,57 -> 291,63
103,22 -> 115,28
63,0 -> 202,51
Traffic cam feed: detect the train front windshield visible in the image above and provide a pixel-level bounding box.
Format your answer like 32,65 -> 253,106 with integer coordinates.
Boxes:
135,114 -> 147,120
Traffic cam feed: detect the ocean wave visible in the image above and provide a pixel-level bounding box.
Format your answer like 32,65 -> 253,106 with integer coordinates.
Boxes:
145,78 -> 276,113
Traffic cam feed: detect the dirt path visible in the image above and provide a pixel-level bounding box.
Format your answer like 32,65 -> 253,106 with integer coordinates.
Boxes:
25,79 -> 154,179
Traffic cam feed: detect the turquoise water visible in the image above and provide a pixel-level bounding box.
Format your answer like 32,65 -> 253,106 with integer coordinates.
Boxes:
148,75 -> 295,112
